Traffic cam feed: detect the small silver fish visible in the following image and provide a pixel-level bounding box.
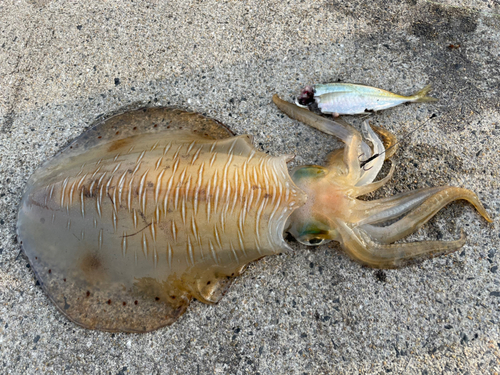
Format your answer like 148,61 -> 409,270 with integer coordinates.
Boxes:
296,83 -> 437,116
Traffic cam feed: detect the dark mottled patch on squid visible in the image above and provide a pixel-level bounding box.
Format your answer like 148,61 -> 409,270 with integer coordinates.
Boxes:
107,137 -> 133,152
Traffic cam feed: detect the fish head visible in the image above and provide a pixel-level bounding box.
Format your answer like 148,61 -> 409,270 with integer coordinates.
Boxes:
296,85 -> 315,107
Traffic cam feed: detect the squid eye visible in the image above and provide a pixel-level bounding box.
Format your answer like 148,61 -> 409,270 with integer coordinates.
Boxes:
295,235 -> 327,247
292,218 -> 331,246
307,238 -> 325,246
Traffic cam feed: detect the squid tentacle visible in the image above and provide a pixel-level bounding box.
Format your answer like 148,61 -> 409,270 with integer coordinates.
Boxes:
356,229 -> 467,268
356,120 -> 385,186
358,187 -> 492,244
337,221 -> 466,268
370,124 -> 398,160
272,94 -> 366,183
355,186 -> 448,225
336,220 -> 467,268
331,116 -> 373,167
353,162 -> 395,197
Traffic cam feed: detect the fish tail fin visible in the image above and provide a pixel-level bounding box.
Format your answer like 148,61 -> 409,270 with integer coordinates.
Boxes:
411,84 -> 438,103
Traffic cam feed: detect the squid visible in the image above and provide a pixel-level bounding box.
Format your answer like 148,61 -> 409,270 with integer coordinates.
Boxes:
17,96 -> 492,332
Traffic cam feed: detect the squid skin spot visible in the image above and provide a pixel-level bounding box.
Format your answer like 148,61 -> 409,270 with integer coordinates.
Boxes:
167,126 -> 171,129
63,278 -> 66,282
107,299 -> 112,305
231,273 -> 234,276
80,253 -> 102,274
122,302 -> 126,306
153,124 -> 158,128
98,136 -> 102,139
170,296 -> 176,300
108,138 -> 132,152
134,300 -> 138,305
48,269 -> 51,274
206,281 -> 211,285
155,297 -> 160,301
115,131 -> 120,135
86,291 -> 90,297
133,127 -> 137,130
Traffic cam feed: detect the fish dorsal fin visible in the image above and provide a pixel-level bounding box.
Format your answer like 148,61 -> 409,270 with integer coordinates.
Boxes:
60,106 -> 234,156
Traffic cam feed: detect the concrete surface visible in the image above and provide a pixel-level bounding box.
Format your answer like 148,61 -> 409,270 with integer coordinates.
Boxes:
1,0 -> 500,373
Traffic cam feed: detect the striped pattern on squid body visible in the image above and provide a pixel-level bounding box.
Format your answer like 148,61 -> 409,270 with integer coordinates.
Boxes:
41,135 -> 305,270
